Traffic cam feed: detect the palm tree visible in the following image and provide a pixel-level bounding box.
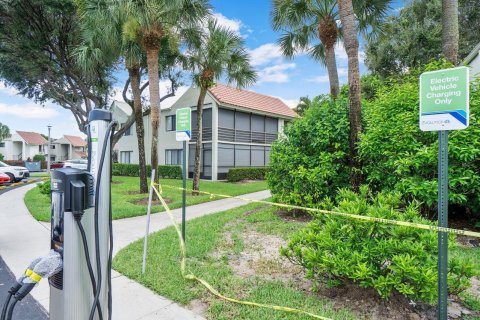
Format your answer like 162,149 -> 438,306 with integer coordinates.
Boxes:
0,122 -> 10,141
120,0 -> 210,188
442,0 -> 459,64
272,0 -> 341,98
182,20 -> 256,193
338,0 -> 362,189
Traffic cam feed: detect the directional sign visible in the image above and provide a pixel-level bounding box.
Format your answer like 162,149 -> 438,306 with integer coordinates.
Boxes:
176,107 -> 191,141
420,66 -> 469,131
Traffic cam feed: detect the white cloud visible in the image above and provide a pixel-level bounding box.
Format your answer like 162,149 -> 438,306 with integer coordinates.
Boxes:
212,12 -> 243,35
0,102 -> 59,119
0,82 -> 18,96
278,97 -> 299,108
248,43 -> 284,67
257,63 -> 296,84
307,68 -> 348,83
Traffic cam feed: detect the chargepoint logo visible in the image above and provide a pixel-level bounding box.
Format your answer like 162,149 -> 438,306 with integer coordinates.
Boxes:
422,119 -> 450,125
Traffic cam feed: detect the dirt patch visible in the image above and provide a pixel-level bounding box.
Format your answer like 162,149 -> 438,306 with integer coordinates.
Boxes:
131,197 -> 172,206
126,190 -> 148,195
275,209 -> 313,222
186,299 -> 209,316
111,180 -> 124,184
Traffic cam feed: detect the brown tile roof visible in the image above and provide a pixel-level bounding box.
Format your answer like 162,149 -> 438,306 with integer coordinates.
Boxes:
16,131 -> 47,145
75,151 -> 87,158
64,135 -> 87,147
208,83 -> 297,118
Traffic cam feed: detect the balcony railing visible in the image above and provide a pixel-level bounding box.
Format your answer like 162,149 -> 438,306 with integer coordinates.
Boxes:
218,127 -> 278,144
191,127 -> 213,142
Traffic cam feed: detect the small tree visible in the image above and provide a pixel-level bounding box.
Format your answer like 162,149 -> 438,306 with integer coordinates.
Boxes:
0,122 -> 10,141
182,20 -> 256,193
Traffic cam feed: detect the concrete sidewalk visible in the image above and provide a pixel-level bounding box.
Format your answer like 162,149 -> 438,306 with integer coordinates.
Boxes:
0,183 -> 270,320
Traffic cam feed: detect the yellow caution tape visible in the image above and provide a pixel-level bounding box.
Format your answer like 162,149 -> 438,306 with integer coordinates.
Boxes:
25,268 -> 33,277
29,271 -> 42,283
151,183 -> 332,320
156,184 -> 480,239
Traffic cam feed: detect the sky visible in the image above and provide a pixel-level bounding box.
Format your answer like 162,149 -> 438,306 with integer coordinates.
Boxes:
0,0 -> 404,139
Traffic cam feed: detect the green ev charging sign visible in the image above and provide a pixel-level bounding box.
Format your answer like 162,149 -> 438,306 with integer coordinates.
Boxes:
176,107 -> 191,141
420,66 -> 469,131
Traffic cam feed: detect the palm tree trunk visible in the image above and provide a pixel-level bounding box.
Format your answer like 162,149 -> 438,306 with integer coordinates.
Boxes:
146,47 -> 161,193
325,45 -> 340,98
128,66 -> 148,193
338,0 -> 362,191
442,0 -> 459,65
192,87 -> 207,195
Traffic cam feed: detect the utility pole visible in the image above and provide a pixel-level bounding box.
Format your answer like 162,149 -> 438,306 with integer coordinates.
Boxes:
47,125 -> 52,173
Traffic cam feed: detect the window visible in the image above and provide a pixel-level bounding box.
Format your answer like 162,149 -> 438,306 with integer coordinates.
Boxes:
234,145 -> 250,167
0,142 -> 5,147
218,109 -> 234,128
235,111 -> 250,131
166,115 -> 176,131
265,117 -> 278,133
251,146 -> 265,166
120,151 -> 133,164
39,145 -> 42,152
51,145 -> 55,149
188,143 -> 212,179
165,149 -> 183,165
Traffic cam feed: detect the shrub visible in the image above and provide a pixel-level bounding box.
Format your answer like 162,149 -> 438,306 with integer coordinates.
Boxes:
267,96 -> 351,208
281,187 -> 474,304
0,153 -> 4,161
33,154 -> 46,161
226,167 -> 269,182
360,60 -> 480,215
38,179 -> 51,195
112,163 -> 182,179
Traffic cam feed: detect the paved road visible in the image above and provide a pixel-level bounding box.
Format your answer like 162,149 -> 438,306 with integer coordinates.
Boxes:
0,256 -> 48,320
0,183 -> 271,320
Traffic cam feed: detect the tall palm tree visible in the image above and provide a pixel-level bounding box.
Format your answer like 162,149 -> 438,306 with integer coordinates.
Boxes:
442,0 -> 459,64
182,20 -> 257,193
338,0 -> 362,189
120,0 -> 210,188
272,0 -> 341,98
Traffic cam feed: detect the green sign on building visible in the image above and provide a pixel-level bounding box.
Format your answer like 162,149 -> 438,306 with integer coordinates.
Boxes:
176,107 -> 191,141
420,66 -> 469,131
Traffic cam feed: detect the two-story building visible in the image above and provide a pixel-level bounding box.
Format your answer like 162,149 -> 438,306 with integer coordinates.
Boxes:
50,135 -> 87,161
113,83 -> 297,180
0,131 -> 47,160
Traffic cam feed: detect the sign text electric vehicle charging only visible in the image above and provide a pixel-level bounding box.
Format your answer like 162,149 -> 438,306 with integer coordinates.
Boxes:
176,107 -> 191,242
420,67 -> 469,320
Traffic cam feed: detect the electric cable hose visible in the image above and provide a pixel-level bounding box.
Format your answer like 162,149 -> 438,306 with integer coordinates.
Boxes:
5,299 -> 17,320
76,218 -> 103,320
107,124 -> 116,320
87,124 -> 92,172
1,293 -> 12,320
89,121 -> 115,320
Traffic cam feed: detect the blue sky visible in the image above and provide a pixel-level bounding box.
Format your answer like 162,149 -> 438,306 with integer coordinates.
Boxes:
0,0 -> 404,138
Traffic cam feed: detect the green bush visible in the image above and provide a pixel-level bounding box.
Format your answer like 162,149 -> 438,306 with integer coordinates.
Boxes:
226,167 -> 269,182
38,179 -> 51,195
267,95 -> 350,208
112,163 -> 182,179
360,60 -> 480,214
281,187 -> 474,304
0,153 -> 4,161
33,154 -> 46,161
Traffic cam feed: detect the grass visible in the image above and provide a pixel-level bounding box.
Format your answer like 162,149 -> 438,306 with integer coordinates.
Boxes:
24,176 -> 268,221
30,172 -> 49,177
114,201 -> 480,319
113,203 -> 357,320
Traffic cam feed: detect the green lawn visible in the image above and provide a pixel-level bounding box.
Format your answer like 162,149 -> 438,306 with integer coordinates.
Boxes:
113,203 -> 357,320
24,176 -> 268,221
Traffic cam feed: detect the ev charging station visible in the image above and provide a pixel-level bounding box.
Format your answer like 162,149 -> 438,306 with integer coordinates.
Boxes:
1,109 -> 116,320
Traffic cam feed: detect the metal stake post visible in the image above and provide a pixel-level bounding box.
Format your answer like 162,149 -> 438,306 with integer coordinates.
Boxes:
142,169 -> 156,274
182,140 -> 187,242
438,130 -> 449,320
47,125 -> 52,173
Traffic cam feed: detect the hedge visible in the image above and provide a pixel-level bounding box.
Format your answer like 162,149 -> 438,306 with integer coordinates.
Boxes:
227,167 -> 269,182
112,163 -> 182,179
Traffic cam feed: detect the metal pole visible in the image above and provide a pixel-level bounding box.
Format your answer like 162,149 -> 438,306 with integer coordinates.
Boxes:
182,141 -> 187,242
142,169 -> 156,274
47,125 -> 51,173
438,130 -> 448,320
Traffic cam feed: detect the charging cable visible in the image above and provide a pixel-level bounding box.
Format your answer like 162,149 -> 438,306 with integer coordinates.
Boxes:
3,250 -> 62,320
1,257 -> 42,320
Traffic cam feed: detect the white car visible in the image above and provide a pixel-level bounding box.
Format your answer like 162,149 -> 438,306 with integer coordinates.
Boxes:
0,161 -> 30,182
63,159 -> 88,171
